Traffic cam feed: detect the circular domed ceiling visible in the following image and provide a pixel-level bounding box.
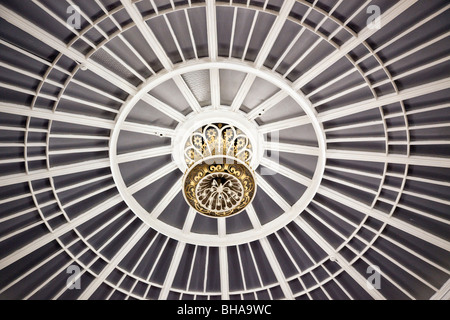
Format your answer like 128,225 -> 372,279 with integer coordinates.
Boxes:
0,0 -> 449,300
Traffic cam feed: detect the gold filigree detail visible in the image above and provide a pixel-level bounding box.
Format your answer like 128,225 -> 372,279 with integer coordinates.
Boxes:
184,123 -> 253,167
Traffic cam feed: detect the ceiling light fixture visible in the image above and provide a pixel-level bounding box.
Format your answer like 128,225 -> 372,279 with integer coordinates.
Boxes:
182,123 -> 257,217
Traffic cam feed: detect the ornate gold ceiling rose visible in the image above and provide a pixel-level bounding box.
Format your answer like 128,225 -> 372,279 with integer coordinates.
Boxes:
182,124 -> 257,218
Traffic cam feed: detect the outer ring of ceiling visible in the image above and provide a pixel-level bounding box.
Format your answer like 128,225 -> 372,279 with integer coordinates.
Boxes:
1,0 -> 448,300
109,60 -> 326,246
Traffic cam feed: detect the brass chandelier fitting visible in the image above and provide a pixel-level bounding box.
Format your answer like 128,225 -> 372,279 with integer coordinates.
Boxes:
182,124 -> 257,218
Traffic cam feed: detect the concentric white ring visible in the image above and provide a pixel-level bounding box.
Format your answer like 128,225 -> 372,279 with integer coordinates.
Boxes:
109,59 -> 326,246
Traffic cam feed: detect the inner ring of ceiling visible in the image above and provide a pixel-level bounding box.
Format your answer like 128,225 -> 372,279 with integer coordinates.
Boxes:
109,61 -> 326,246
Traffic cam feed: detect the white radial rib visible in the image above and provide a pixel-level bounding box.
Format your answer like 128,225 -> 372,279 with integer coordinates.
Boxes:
366,31 -> 450,79
210,68 -> 221,109
101,45 -> 146,82
255,173 -> 291,212
324,119 -> 384,133
245,204 -> 262,230
283,37 -> 323,79
0,157 -> 41,166
118,34 -> 156,75
260,157 -> 312,188
94,0 -> 122,30
246,243 -> 264,289
235,246 -> 247,291
184,9 -> 198,59
219,246 -> 229,300
228,7 -> 238,58
141,94 -> 186,123
49,134 -> 109,141
0,4 -> 136,95
259,237 -> 294,299
356,234 -> 439,293
79,224 -> 150,300
120,0 -> 173,70
128,162 -> 178,195
173,75 -> 202,113
97,216 -> 139,254
357,4 -> 450,66
293,217 -> 386,300
327,0 -> 370,40
363,223 -> 450,277
246,91 -> 289,120
0,187 -> 49,207
387,122 -> 450,133
312,83 -> 368,108
0,247 -> 65,295
318,78 -> 450,123
291,0 -> 418,91
0,39 -> 69,77
149,178 -> 182,219
258,115 -> 311,134
48,147 -> 110,156
183,246 -> 197,296
0,206 -> 43,224
0,221 -> 46,244
272,27 -> 306,72
0,103 -> 115,130
0,158 -> 111,188
264,141 -> 320,157
400,190 -> 450,208
317,185 -> 450,251
62,185 -> 117,211
0,61 -> 63,89
254,0 -> 296,68
372,56 -> 450,89
304,206 -> 349,242
121,121 -> 175,137
31,0 -> 96,50
66,0 -> 108,39
0,82 -> 57,102
159,242 -> 187,299
230,74 -> 256,112
203,248 -> 210,293
26,256 -> 80,300
326,137 -> 385,144
206,0 -> 218,61
0,194 -> 123,270
117,146 -> 172,164
242,11 -> 259,61
82,206 -> 130,246
182,208 -> 197,234
325,165 -> 382,180
218,218 -> 226,238
326,150 -> 450,169
163,14 -> 185,62
306,68 -> 358,99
